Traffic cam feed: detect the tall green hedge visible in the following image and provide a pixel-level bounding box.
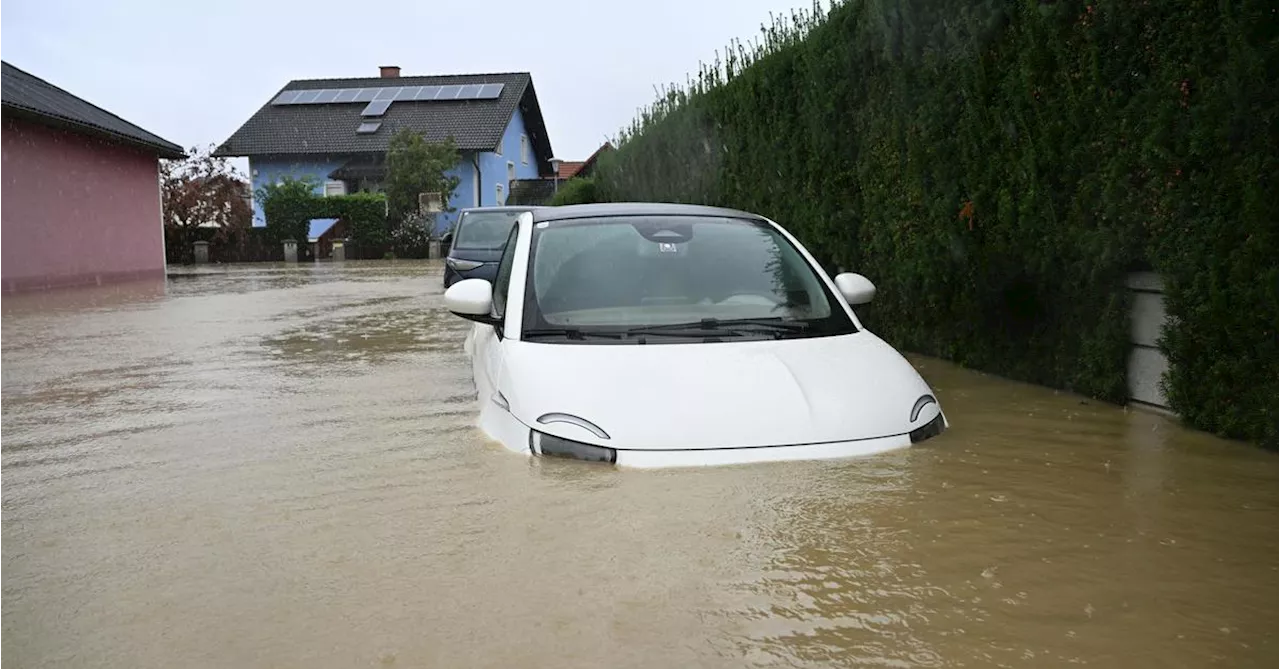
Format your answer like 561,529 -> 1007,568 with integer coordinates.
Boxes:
594,0 -> 1277,447
322,193 -> 388,246
257,177 -> 389,248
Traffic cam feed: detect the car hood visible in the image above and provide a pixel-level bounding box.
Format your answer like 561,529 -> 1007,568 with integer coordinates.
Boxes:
499,332 -> 941,451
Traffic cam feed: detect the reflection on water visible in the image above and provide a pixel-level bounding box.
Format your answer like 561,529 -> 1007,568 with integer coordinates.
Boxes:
3,260 -> 1275,668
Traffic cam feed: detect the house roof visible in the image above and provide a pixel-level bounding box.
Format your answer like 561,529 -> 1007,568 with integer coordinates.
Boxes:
576,142 -> 613,177
214,71 -> 555,175
328,154 -> 386,181
1,61 -> 185,159
557,161 -> 584,179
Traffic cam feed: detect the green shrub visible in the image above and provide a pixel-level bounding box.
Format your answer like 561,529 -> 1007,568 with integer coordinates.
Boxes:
392,211 -> 433,258
256,176 -> 317,247
321,193 -> 387,246
257,179 -> 389,251
594,0 -> 1278,448
549,177 -> 600,205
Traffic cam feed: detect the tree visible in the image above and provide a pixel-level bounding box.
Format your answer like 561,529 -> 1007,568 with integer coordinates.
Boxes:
255,176 -> 319,254
384,129 -> 461,227
160,145 -> 252,263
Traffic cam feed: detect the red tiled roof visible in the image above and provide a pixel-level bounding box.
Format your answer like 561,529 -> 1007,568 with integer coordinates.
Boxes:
557,161 -> 584,179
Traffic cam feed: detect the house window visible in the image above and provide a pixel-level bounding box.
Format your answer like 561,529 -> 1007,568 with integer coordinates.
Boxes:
495,139 -> 502,157
507,161 -> 516,185
324,180 -> 346,197
520,134 -> 529,165
419,192 -> 443,213
495,183 -> 505,206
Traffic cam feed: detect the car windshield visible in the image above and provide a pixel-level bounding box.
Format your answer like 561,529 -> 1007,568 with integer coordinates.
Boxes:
454,211 -> 526,250
521,215 -> 856,342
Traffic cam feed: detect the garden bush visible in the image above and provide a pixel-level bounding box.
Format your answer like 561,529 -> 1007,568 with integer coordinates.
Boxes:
257,178 -> 389,249
549,177 -> 601,205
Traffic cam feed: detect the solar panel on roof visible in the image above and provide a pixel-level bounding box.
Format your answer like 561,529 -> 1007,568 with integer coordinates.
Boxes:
361,99 -> 393,117
270,82 -> 507,109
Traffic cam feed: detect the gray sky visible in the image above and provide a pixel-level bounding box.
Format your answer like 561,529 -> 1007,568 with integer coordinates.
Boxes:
3,0 -> 811,171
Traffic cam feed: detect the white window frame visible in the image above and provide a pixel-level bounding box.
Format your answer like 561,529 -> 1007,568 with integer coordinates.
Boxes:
324,180 -> 346,197
507,161 -> 516,184
520,135 -> 529,165
495,139 -> 503,157
495,183 -> 505,206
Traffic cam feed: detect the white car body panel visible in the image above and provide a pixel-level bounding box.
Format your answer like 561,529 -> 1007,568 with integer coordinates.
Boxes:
453,208 -> 948,468
498,333 -> 940,450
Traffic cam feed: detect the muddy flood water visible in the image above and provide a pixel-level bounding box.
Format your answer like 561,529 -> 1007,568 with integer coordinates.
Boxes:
2,261 -> 1275,669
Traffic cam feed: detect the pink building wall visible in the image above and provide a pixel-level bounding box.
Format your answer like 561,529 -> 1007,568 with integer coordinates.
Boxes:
2,117 -> 166,292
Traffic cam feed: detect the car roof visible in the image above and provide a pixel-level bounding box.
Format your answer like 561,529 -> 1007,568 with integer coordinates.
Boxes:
531,202 -> 767,223
458,206 -> 544,215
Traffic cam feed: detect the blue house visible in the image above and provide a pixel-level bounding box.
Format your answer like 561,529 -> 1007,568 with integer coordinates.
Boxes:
213,65 -> 555,237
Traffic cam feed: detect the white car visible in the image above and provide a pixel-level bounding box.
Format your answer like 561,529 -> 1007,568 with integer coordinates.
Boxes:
443,203 -> 948,468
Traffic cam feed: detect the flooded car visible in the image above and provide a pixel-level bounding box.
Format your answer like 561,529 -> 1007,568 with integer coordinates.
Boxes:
443,203 -> 948,467
443,206 -> 541,288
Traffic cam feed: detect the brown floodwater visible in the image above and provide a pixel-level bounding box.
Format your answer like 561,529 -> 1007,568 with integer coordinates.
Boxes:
2,261 -> 1275,669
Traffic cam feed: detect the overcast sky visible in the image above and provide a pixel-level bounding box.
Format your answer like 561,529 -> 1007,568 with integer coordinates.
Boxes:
3,0 -> 812,171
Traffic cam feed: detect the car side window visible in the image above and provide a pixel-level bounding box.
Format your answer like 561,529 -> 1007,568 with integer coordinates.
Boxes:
490,223 -> 520,319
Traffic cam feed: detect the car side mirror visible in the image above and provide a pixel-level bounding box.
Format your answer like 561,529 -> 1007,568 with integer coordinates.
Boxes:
833,272 -> 876,305
444,278 -> 500,325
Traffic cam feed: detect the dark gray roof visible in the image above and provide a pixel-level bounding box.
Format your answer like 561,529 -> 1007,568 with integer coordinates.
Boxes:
1,61 -> 185,158
214,71 -> 554,175
533,202 -> 769,223
328,154 -> 386,180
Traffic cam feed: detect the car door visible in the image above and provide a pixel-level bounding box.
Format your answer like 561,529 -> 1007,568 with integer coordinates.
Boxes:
473,222 -> 520,406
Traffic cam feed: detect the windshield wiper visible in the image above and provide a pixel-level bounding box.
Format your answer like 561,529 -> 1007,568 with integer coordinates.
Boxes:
522,327 -> 625,341
629,317 -> 810,335
706,317 -> 810,332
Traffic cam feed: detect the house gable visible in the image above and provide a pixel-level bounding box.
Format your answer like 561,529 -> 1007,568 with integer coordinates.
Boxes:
215,70 -> 554,176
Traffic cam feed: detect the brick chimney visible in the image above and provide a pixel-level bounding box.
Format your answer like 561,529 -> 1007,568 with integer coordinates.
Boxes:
379,65 -> 401,78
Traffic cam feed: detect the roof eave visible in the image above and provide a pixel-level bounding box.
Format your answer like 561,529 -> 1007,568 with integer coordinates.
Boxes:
3,102 -> 186,159
513,80 -> 555,177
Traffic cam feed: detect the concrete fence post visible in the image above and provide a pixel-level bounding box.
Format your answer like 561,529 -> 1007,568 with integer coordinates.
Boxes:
282,239 -> 298,263
429,239 -> 442,259
332,239 -> 345,262
192,240 -> 210,264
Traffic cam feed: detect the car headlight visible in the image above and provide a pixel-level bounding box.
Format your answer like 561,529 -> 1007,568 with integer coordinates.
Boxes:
529,430 -> 617,464
446,257 -> 484,271
909,412 -> 946,444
